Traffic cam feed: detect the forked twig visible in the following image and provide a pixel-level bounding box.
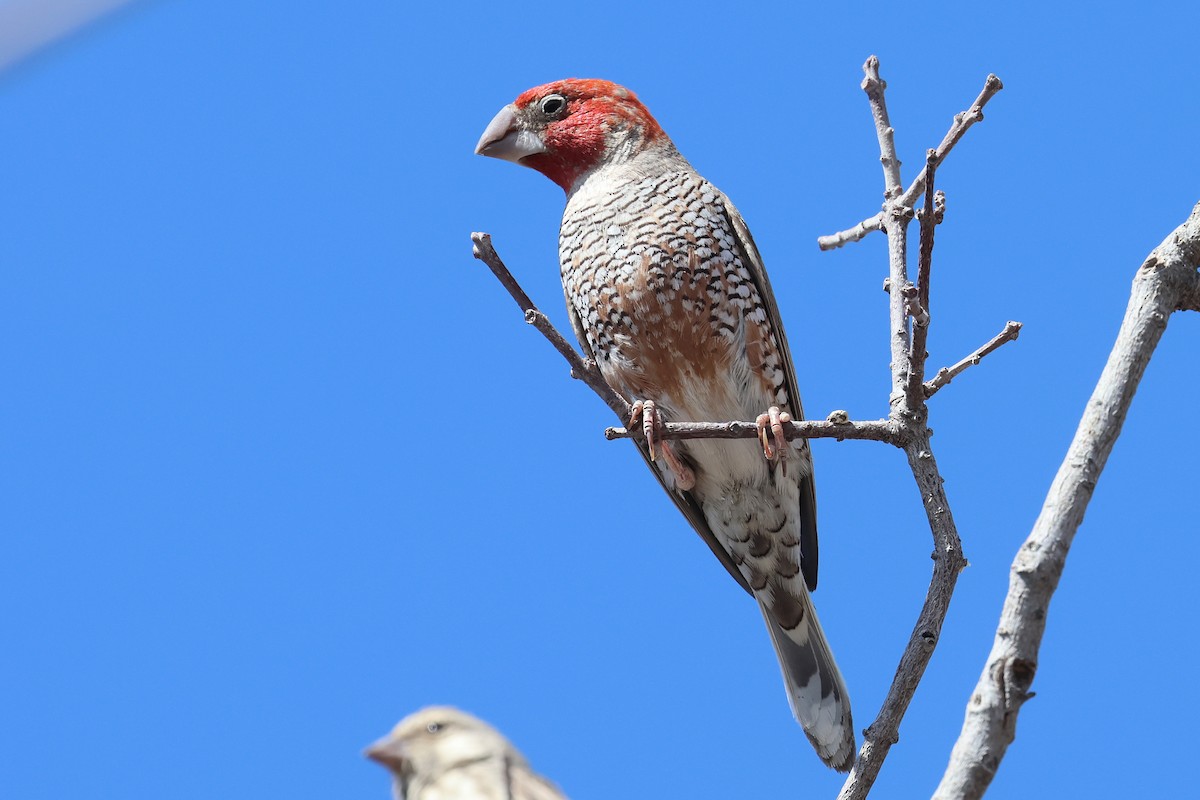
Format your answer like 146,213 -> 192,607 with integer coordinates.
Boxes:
818,73 -> 1003,251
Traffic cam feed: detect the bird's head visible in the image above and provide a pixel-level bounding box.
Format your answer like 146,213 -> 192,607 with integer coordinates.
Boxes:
475,78 -> 671,192
364,706 -> 525,783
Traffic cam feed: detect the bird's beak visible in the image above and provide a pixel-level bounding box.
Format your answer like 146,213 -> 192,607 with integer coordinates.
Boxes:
364,737 -> 408,772
475,104 -> 546,163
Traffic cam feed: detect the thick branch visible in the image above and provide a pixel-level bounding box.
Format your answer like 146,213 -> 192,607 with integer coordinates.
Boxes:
818,74 -> 1003,251
933,201 -> 1200,800
924,321 -> 1023,398
1180,274 -> 1200,311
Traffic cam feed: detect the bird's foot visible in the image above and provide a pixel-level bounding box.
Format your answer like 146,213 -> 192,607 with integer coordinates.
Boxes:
755,406 -> 793,472
630,400 -> 696,491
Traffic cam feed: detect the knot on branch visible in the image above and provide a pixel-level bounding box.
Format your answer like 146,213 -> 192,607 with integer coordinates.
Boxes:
1007,658 -> 1036,694
863,722 -> 901,747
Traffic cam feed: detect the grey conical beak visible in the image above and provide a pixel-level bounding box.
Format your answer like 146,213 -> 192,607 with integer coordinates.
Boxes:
364,736 -> 408,772
475,104 -> 547,163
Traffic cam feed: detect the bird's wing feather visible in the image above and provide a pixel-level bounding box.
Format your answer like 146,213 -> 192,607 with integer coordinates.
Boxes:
720,195 -> 821,591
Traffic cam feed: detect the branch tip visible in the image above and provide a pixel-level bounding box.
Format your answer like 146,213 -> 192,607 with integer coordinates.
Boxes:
924,321 -> 1023,398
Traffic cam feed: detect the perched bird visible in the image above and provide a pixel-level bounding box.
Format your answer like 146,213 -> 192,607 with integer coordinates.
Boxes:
475,79 -> 855,770
365,706 -> 568,800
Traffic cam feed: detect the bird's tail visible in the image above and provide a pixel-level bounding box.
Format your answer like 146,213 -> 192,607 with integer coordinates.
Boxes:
758,594 -> 856,771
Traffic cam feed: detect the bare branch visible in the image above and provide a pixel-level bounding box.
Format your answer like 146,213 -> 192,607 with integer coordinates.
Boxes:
933,201 -> 1200,800
923,321 -> 1023,398
818,74 -> 1003,252
814,216 -> 883,251
861,56 -> 904,199
471,232 -> 632,421
838,432 -> 968,800
1180,277 -> 1200,311
904,153 -> 941,410
897,75 -> 1004,212
884,205 -> 916,411
835,56 -> 979,800
603,417 -> 904,446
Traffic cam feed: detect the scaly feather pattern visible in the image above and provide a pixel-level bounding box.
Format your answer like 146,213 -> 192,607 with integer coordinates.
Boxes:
477,79 -> 855,771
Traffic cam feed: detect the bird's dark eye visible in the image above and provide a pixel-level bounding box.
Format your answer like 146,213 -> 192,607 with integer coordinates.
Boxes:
426,722 -> 443,734
539,94 -> 567,116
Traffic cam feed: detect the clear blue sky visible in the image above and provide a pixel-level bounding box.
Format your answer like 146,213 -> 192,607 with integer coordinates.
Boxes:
2,3 -> 1196,798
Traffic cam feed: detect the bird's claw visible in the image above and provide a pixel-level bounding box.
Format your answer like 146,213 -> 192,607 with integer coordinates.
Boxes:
631,399 -> 696,491
755,406 -> 793,472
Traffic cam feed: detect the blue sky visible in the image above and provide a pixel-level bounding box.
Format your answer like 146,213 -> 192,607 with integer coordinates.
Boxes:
2,2 -> 1196,798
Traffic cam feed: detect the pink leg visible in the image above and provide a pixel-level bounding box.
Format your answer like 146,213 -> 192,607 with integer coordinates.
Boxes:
755,406 -> 793,468
630,400 -> 696,491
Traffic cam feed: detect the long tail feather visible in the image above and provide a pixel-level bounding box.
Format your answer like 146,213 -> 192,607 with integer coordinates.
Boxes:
758,597 -> 856,771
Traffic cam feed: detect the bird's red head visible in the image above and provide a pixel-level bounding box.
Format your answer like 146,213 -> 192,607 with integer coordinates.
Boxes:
475,79 -> 667,192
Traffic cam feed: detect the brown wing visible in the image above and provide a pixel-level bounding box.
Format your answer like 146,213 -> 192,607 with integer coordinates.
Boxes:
719,195 -> 821,591
561,291 -> 754,595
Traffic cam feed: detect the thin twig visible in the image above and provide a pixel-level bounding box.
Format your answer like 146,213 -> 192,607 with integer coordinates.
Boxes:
923,321 -> 1023,398
862,56 -> 904,199
933,202 -> 1200,800
604,417 -> 905,446
864,68 -> 917,413
897,75 -> 1003,211
815,216 -> 883,251
904,152 -> 940,411
471,232 -> 632,421
818,74 -> 1003,251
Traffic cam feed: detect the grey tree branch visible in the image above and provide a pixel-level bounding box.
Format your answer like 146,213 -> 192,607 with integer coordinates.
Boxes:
818,74 -> 1003,252
923,321 -> 1023,398
862,56 -> 904,199
905,154 -> 940,410
833,56 -> 985,800
932,200 -> 1200,800
604,417 -> 905,446
471,232 -> 632,422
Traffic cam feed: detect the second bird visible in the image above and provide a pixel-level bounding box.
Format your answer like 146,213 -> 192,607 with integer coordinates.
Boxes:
476,78 -> 855,771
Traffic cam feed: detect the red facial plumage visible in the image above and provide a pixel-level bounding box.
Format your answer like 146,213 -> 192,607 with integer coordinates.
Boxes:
510,79 -> 666,191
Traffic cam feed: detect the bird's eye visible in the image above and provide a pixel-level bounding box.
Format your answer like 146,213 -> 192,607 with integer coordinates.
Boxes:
426,722 -> 443,734
539,94 -> 567,116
